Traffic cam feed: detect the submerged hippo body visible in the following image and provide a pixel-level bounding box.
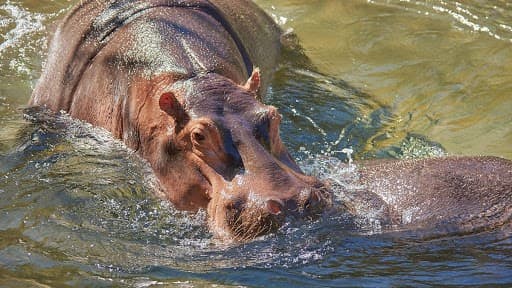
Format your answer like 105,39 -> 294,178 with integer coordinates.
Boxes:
342,156 -> 512,235
30,0 -> 511,240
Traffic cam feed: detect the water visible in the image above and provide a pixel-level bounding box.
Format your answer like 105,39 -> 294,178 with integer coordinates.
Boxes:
259,0 -> 512,160
1,0 -> 511,286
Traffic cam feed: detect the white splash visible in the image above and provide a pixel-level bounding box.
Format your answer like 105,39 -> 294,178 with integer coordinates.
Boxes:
0,1 -> 49,77
340,147 -> 354,165
0,2 -> 45,53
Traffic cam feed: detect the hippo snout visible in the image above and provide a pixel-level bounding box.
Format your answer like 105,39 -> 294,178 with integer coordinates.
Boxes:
223,197 -> 285,240
265,187 -> 330,217
215,183 -> 332,241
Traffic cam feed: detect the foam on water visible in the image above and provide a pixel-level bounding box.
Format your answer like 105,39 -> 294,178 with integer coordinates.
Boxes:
0,1 -> 47,76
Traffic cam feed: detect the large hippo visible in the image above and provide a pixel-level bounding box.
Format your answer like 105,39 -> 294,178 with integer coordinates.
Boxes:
30,0 -> 511,240
30,0 -> 329,240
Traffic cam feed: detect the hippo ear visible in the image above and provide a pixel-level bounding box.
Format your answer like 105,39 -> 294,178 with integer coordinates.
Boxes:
159,92 -> 188,127
243,67 -> 261,94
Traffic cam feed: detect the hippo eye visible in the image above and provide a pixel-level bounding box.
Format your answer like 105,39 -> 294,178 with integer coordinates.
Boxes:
191,128 -> 206,144
254,118 -> 271,151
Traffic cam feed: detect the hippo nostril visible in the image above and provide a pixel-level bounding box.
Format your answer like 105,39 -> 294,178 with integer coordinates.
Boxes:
266,199 -> 284,215
310,190 -> 320,203
225,198 -> 244,217
303,189 -> 327,213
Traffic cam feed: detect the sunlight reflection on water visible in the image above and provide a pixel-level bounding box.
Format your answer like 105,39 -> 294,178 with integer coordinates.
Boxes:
0,0 -> 511,286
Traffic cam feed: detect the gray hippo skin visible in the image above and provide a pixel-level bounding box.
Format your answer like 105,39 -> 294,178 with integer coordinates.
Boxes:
343,156 -> 512,235
29,0 -> 512,240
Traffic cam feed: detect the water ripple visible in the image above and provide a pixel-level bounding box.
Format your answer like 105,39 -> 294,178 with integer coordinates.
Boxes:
368,0 -> 512,42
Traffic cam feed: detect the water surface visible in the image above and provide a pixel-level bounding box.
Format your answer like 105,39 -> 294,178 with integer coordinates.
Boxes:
1,0 -> 511,286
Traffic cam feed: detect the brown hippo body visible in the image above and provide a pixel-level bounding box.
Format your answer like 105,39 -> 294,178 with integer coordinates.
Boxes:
31,0 -> 279,134
30,0 -> 511,240
31,0 -> 329,240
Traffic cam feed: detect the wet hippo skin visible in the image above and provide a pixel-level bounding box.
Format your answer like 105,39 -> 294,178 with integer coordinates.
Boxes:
29,0 -> 329,240
342,156 -> 512,235
29,0 -> 512,240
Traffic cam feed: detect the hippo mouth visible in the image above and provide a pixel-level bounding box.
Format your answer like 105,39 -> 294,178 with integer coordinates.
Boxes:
224,198 -> 285,241
206,177 -> 333,241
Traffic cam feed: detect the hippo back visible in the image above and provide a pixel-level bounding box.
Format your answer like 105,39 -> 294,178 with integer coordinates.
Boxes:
30,0 -> 281,114
207,0 -> 281,92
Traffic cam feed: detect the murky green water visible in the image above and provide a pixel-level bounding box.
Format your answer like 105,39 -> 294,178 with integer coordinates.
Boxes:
259,0 -> 512,160
1,0 -> 511,286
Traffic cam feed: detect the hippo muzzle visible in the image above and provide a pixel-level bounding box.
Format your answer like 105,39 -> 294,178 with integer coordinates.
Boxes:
205,151 -> 332,240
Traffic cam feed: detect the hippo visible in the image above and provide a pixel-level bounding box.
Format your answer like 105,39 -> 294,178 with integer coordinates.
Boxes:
30,0 -> 511,240
30,0 -> 329,240
334,156 -> 512,235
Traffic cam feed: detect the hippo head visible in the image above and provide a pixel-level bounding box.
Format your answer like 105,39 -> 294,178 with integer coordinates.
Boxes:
152,71 -> 331,241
